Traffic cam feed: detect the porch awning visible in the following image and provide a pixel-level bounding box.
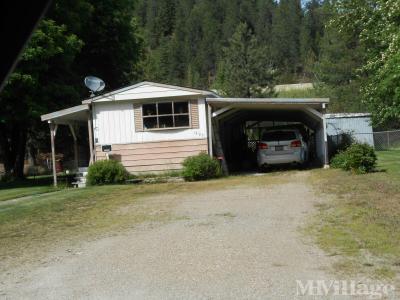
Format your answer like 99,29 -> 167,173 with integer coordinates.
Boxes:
41,104 -> 89,124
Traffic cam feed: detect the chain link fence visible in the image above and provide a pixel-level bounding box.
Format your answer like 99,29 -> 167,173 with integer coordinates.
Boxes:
373,130 -> 400,150
329,130 -> 400,151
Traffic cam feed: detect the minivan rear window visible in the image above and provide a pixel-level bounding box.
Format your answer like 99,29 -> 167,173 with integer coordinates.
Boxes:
262,131 -> 296,141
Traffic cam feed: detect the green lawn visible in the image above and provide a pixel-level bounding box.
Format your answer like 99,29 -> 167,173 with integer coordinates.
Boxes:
308,149 -> 400,279
377,149 -> 400,176
0,174 -> 72,202
0,186 -> 60,202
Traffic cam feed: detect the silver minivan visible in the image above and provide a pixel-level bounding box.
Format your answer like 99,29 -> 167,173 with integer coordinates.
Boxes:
256,129 -> 308,169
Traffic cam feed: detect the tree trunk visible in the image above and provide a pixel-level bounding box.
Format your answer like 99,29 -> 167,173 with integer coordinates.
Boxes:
14,124 -> 27,178
0,122 -> 28,179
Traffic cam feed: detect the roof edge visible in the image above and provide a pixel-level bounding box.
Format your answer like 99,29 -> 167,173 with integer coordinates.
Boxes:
325,113 -> 371,119
41,104 -> 89,122
206,97 -> 330,104
82,81 -> 219,104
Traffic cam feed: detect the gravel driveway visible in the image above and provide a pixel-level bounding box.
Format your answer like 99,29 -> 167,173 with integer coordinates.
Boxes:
1,171 -> 335,299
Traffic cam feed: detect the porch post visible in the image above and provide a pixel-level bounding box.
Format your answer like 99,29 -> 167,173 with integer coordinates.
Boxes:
68,124 -> 79,170
49,121 -> 57,187
87,110 -> 94,165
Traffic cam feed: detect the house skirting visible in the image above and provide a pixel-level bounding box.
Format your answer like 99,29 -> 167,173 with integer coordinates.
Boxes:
95,138 -> 208,173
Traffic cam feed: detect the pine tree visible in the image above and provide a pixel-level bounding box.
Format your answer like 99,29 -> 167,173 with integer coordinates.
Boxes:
314,3 -> 364,113
213,22 -> 275,97
300,0 -> 325,79
255,0 -> 275,48
271,0 -> 302,82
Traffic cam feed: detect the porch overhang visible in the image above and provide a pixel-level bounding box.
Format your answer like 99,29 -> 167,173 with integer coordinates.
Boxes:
40,104 -> 89,124
40,104 -> 93,187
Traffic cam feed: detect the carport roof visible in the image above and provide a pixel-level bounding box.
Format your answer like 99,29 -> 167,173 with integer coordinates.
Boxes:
206,97 -> 329,105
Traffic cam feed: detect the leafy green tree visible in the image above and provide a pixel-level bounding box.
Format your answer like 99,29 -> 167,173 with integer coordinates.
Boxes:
0,0 -> 144,179
213,23 -> 275,97
74,0 -> 143,89
0,20 -> 83,178
331,0 -> 400,127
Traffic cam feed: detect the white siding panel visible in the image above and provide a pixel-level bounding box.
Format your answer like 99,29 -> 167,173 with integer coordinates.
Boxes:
92,85 -> 201,102
93,102 -> 135,144
119,84 -> 188,95
115,91 -> 199,100
93,84 -> 200,102
93,98 -> 208,145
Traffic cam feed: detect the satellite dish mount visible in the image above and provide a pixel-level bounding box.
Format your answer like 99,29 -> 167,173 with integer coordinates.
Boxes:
84,76 -> 105,97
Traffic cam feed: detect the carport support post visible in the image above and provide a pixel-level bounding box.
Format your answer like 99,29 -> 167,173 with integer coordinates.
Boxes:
207,104 -> 213,156
49,121 -> 57,187
87,110 -> 94,165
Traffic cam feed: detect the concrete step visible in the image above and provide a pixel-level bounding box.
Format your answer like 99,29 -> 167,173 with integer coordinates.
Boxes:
76,172 -> 88,177
74,178 -> 87,183
72,181 -> 86,188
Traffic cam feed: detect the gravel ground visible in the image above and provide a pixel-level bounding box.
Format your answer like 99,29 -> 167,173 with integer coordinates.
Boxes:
0,171 -> 382,299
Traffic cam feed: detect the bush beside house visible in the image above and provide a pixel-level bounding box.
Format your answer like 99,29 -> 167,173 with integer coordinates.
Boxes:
331,143 -> 377,174
182,153 -> 222,181
87,160 -> 129,185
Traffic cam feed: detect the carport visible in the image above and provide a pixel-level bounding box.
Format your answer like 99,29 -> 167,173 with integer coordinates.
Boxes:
205,98 -> 329,173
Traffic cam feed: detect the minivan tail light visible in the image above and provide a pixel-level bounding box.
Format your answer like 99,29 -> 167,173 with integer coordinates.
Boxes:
258,142 -> 268,149
290,140 -> 301,148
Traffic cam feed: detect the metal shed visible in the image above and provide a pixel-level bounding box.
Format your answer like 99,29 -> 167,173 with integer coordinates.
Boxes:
325,113 -> 374,146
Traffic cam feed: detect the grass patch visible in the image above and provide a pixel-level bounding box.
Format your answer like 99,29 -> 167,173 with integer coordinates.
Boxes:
276,87 -> 319,98
0,174 -> 73,202
0,186 -> 60,202
0,183 -> 180,271
307,162 -> 400,279
376,149 -> 400,177
214,212 -> 236,218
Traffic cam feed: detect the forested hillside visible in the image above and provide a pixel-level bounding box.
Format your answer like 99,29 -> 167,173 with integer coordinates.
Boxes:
135,0 -> 323,88
1,0 -> 400,178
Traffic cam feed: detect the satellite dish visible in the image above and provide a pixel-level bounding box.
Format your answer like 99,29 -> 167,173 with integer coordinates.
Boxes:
84,76 -> 105,96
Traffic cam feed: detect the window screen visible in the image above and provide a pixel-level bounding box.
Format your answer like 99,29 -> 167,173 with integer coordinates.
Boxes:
142,101 -> 190,130
262,131 -> 297,141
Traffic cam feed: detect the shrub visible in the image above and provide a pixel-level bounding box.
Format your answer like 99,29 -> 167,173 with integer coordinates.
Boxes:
182,153 -> 222,181
329,132 -> 355,158
87,159 -> 129,185
330,143 -> 377,174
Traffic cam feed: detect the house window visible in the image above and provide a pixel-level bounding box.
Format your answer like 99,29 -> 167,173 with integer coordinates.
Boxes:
142,101 -> 190,130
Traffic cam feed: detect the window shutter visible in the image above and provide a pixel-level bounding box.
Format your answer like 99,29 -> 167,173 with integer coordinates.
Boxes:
133,104 -> 143,131
190,100 -> 199,129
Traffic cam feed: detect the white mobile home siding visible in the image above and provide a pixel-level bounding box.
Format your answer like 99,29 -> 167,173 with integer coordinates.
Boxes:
325,114 -> 374,146
92,98 -> 208,145
92,98 -> 209,173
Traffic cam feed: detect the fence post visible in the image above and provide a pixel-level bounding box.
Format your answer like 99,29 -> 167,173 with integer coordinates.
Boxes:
387,131 -> 390,149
